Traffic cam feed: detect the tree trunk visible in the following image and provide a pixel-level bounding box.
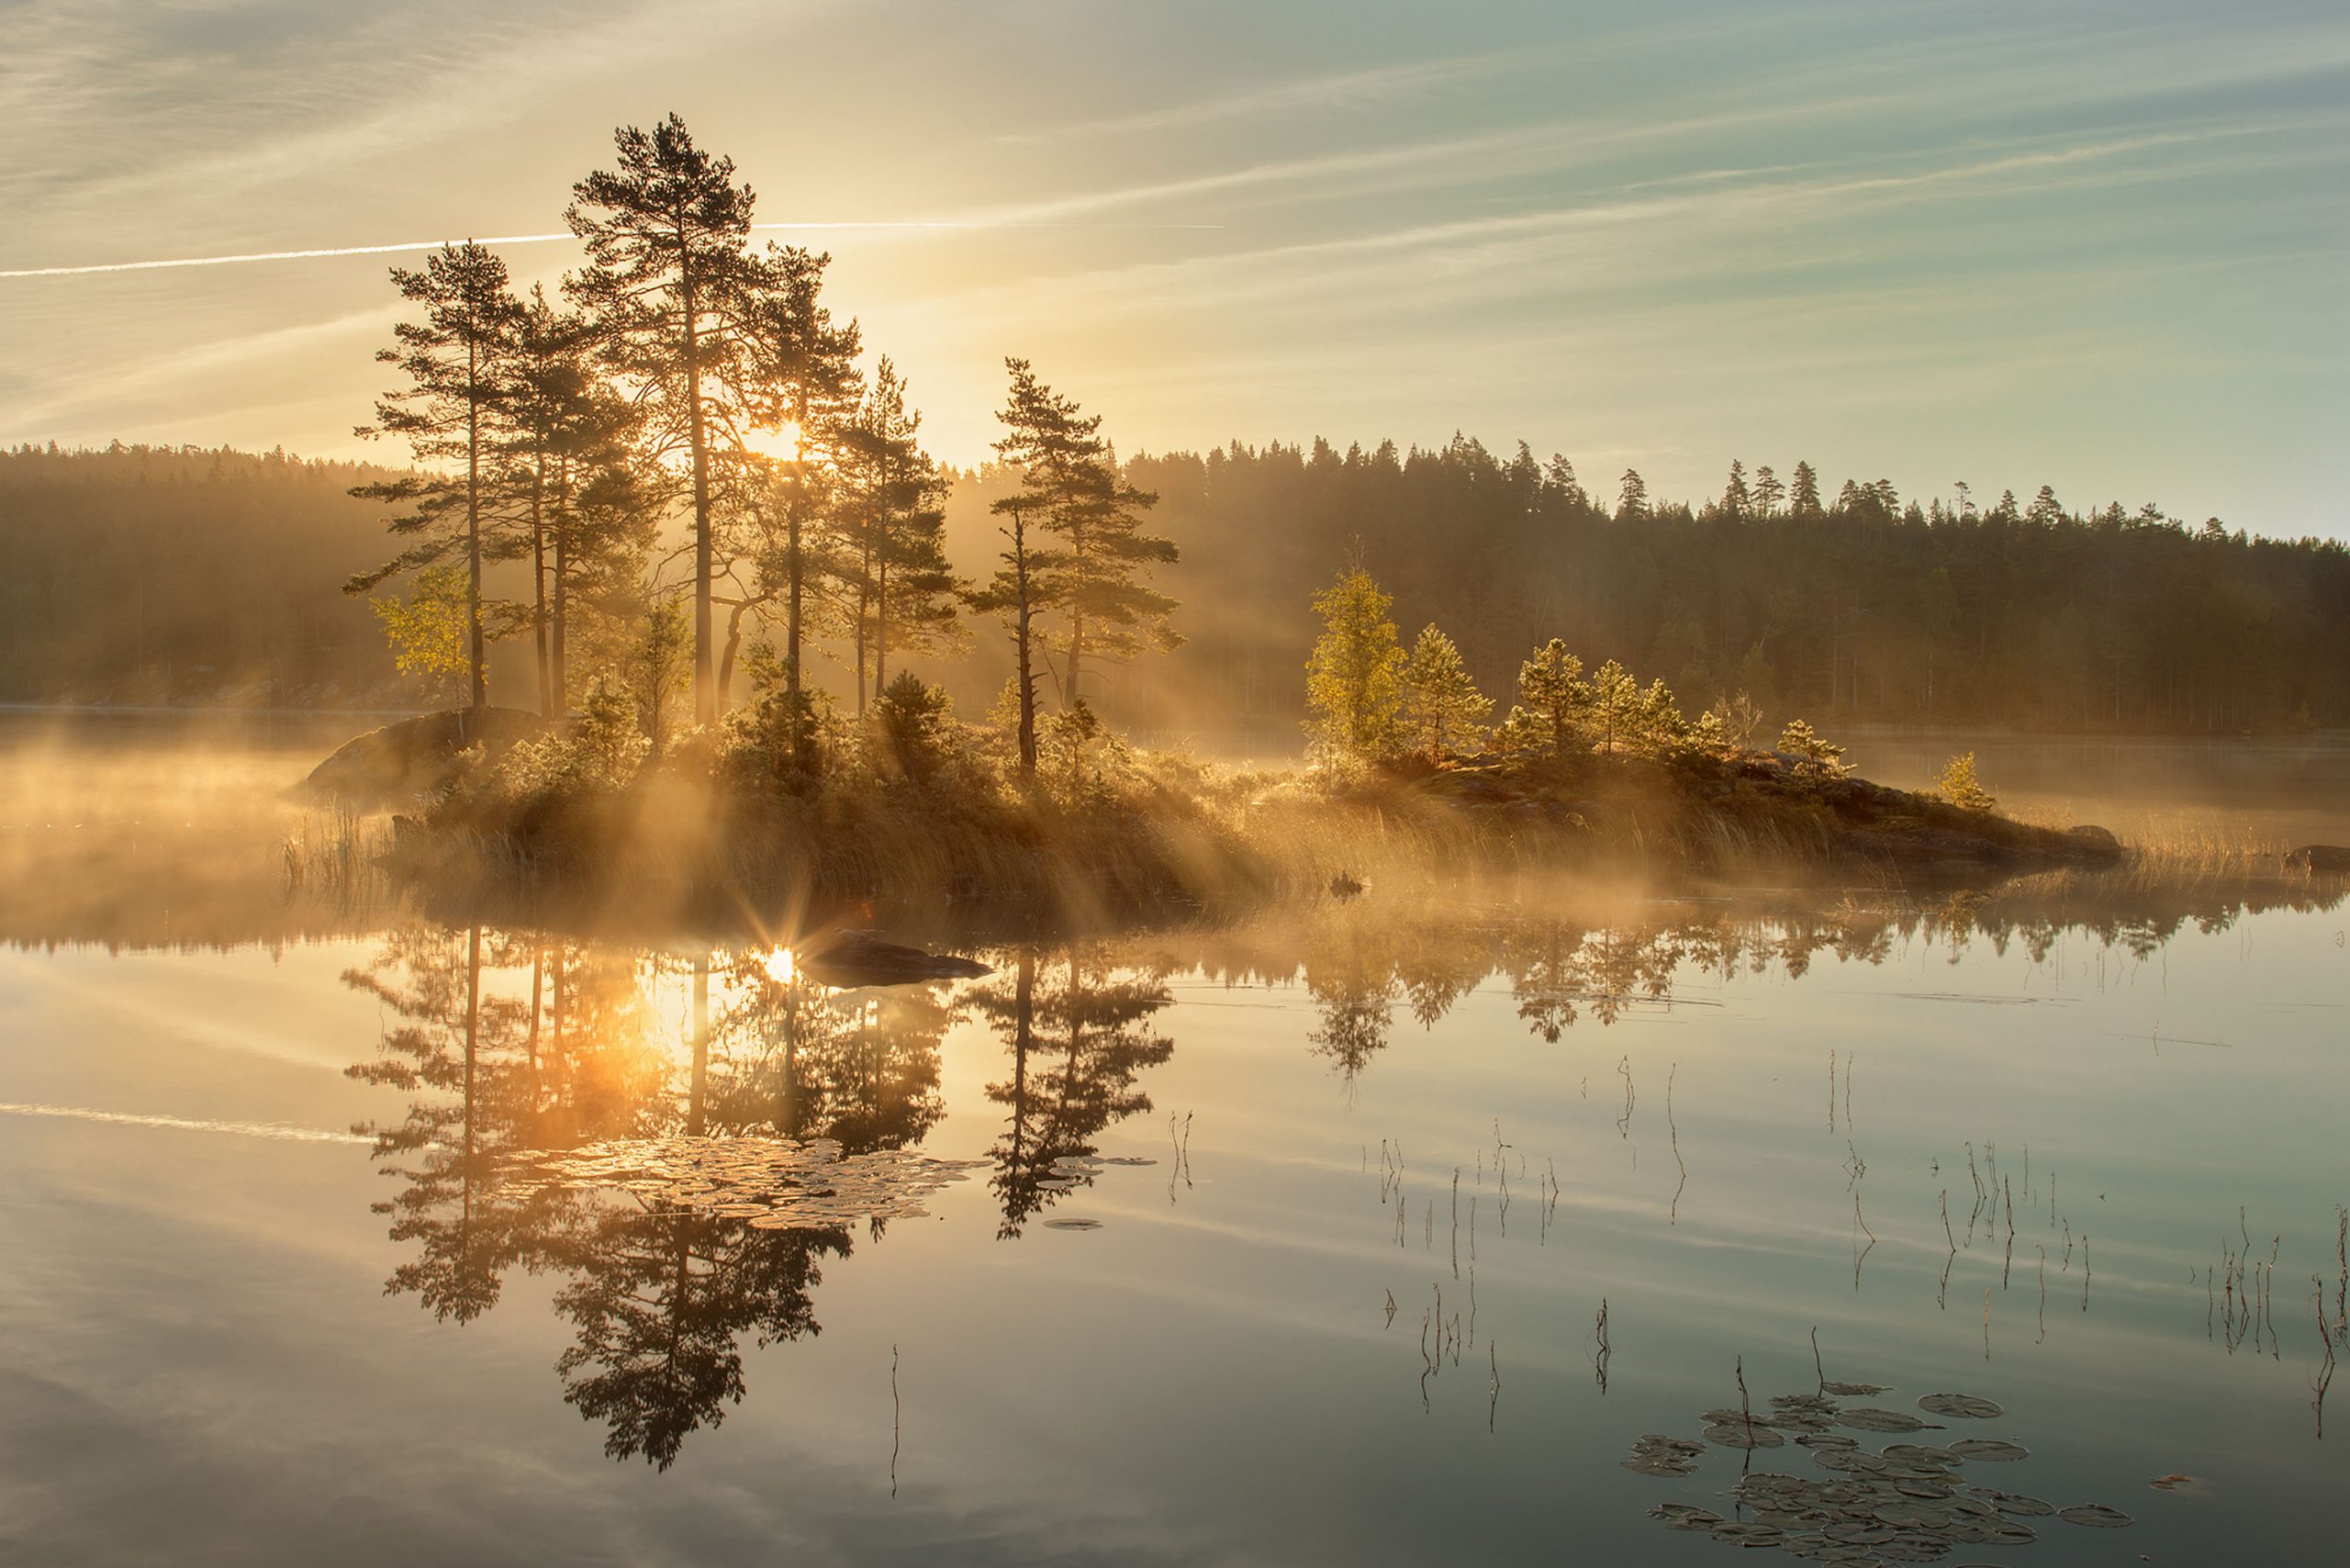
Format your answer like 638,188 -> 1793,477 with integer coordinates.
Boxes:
466,339 -> 486,713
551,461 -> 569,714
682,258 -> 714,725
786,395 -> 809,707
532,453 -> 551,716
717,597 -> 756,711
1013,511 -> 1037,776
873,554 -> 890,705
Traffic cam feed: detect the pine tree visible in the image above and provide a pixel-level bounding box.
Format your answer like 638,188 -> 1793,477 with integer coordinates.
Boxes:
1633,676 -> 1687,757
1931,751 -> 1996,811
1721,459 -> 1751,519
1617,469 -> 1649,521
349,241 -> 525,714
502,285 -> 611,715
1788,460 -> 1822,518
984,361 -> 1177,708
1776,718 -> 1850,777
1304,566 -> 1404,757
735,243 -> 863,714
1045,440 -> 1176,708
836,359 -> 959,710
565,114 -> 758,725
1396,624 -> 1492,759
1500,638 -> 1590,758
1588,659 -> 1641,753
978,360 -> 1087,776
2026,484 -> 2064,526
1544,454 -> 1586,509
1752,465 -> 1784,518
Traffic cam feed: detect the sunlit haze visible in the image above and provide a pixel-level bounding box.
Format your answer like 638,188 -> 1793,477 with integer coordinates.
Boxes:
4,0 -> 2345,533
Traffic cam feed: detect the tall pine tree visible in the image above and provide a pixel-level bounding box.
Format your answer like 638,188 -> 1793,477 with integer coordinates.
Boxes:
1397,624 -> 1492,758
565,113 -> 757,724
349,241 -> 524,715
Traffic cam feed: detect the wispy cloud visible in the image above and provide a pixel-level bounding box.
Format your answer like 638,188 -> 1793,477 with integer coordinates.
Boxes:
995,48 -> 1543,145
0,217 -> 1228,282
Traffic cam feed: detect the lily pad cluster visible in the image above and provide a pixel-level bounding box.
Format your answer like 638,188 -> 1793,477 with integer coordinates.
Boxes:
1629,1382 -> 2136,1562
500,1135 -> 984,1228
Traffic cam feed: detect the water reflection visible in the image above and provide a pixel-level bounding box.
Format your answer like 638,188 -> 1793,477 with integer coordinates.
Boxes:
344,929 -> 972,1466
332,870 -> 2348,1475
972,947 -> 1175,1237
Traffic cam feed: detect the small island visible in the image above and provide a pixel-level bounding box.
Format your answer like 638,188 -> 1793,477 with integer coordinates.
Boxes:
293,116 -> 2180,932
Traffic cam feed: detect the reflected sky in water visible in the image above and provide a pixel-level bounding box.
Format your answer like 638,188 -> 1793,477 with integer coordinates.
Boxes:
4,873 -> 2345,1564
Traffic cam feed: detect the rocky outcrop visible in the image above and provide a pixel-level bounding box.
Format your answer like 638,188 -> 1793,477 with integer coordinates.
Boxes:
304,707 -> 549,806
2284,845 -> 2350,873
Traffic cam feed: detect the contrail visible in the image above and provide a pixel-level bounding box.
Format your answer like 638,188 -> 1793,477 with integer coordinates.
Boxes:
0,1099 -> 373,1145
0,218 -> 1227,280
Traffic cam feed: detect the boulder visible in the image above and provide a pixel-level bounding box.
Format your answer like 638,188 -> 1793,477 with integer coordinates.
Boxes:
2284,845 -> 2350,873
2067,824 -> 2121,851
306,707 -> 550,805
798,929 -> 991,988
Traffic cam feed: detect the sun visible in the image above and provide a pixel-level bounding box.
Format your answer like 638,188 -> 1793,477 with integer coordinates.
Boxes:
739,419 -> 804,462
760,946 -> 796,986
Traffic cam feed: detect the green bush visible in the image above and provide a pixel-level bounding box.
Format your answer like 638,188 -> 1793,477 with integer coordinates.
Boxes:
1932,752 -> 1996,812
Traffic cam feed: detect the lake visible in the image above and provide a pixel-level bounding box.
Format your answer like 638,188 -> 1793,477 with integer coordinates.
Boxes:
2,716 -> 2345,1565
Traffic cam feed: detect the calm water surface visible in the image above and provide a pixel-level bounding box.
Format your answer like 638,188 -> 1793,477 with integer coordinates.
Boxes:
2,722 -> 2345,1566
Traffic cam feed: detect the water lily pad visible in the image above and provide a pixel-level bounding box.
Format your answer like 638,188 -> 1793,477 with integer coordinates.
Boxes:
1969,1488 -> 2053,1517
1040,1216 -> 1102,1230
1648,1503 -> 1725,1530
1884,1444 -> 1959,1465
1918,1393 -> 2003,1419
1711,1522 -> 1785,1546
1775,1393 -> 1840,1411
1798,1432 -> 1861,1450
1946,1438 -> 2028,1462
1821,1380 -> 1891,1396
2056,1504 -> 2133,1528
1839,1407 -> 1935,1433
1623,1434 -> 1705,1477
1706,1421 -> 1785,1448
1815,1449 -> 1891,1473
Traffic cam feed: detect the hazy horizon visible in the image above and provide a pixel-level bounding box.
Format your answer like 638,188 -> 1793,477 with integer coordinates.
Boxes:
5,0 -> 2346,538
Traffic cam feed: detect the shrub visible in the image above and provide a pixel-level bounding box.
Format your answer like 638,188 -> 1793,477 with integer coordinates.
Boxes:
497,678 -> 647,799
866,671 -> 957,784
1776,718 -> 1852,778
1932,752 -> 1996,812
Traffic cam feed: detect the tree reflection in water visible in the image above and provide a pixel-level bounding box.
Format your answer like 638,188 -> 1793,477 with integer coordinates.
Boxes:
340,874 -> 2345,1463
346,930 -> 962,1467
971,946 -> 1175,1237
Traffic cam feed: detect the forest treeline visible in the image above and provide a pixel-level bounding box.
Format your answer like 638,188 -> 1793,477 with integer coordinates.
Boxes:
11,435 -> 2348,735
0,442 -> 407,706
1069,439 -> 2350,736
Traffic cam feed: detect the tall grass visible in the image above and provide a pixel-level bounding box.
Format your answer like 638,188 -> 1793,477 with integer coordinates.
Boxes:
280,806 -> 393,909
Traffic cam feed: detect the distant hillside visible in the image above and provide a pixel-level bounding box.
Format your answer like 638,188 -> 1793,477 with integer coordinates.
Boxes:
0,443 -> 418,708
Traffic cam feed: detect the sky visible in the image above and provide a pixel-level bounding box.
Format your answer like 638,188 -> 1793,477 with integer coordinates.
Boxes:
1,0 -> 2345,536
